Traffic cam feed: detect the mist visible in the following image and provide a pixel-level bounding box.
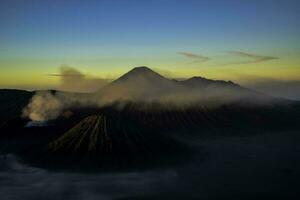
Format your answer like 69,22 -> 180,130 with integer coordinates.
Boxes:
22,67 -> 275,121
244,80 -> 300,100
1,131 -> 299,200
22,66 -> 109,121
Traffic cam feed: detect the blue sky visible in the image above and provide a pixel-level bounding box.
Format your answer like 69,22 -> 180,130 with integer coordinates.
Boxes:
0,0 -> 300,88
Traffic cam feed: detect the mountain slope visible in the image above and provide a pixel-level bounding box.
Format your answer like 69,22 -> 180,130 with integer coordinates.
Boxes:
96,66 -> 274,106
182,76 -> 238,88
97,66 -> 184,102
44,114 -> 189,170
180,76 -> 273,104
49,115 -> 111,153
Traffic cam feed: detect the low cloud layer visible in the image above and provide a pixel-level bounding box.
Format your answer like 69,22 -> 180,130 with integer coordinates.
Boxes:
0,154 -> 178,200
1,131 -> 299,200
49,66 -> 109,93
178,52 -> 210,63
244,79 -> 300,100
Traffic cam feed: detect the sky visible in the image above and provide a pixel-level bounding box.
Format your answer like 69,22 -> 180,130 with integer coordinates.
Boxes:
0,0 -> 300,95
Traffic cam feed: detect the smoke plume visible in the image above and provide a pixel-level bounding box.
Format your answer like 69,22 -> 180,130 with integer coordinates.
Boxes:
22,92 -> 63,121
23,66 -> 110,121
48,66 -> 109,93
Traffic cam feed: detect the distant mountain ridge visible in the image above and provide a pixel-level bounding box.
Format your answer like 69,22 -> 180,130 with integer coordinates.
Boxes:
182,76 -> 238,88
96,66 -> 272,105
0,66 -> 270,106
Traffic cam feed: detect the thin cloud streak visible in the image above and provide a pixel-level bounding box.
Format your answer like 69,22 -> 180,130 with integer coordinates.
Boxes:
225,51 -> 278,65
47,74 -> 84,77
178,52 -> 210,63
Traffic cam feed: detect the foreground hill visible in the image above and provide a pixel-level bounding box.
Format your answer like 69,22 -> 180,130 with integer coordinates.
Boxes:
21,114 -> 189,171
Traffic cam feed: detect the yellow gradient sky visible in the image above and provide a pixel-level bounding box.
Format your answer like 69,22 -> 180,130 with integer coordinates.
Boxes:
0,0 -> 299,90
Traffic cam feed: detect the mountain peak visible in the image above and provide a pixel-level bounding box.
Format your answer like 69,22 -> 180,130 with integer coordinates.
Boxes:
98,66 -> 177,101
127,66 -> 160,76
189,76 -> 209,81
114,66 -> 166,83
131,66 -> 153,72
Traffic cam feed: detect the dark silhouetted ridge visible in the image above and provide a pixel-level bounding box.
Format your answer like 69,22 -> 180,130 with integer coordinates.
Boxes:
182,76 -> 240,88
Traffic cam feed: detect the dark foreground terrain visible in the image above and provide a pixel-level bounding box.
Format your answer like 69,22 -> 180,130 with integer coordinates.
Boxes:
0,131 -> 299,200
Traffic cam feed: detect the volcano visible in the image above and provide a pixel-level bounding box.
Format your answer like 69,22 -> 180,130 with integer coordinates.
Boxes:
44,114 -> 188,170
96,66 -> 273,106
97,66 -> 184,102
1,67 -> 299,172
